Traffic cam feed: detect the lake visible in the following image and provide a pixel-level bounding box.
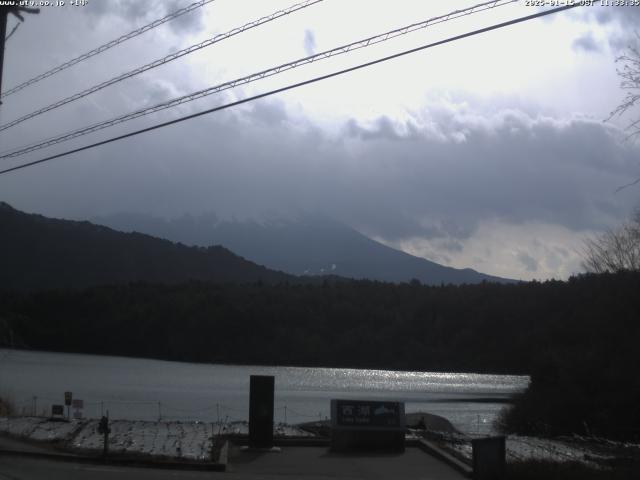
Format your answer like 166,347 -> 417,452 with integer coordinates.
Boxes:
0,348 -> 528,435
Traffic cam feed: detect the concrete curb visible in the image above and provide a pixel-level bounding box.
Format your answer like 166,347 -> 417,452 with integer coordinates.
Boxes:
225,435 -> 332,447
415,439 -> 473,478
0,448 -> 226,471
228,435 -> 472,477
218,440 -> 229,465
275,437 -> 331,447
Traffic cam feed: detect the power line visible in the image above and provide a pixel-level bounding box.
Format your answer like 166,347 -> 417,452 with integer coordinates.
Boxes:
0,0 -> 216,99
0,0 -> 517,159
0,10 -> 6,103
0,0 -> 323,133
0,3 -> 582,177
4,20 -> 19,42
0,6 -> 39,106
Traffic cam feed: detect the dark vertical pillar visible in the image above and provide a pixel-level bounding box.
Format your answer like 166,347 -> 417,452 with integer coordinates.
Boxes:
0,6 -> 39,104
472,436 -> 506,480
249,375 -> 274,448
0,8 -> 8,102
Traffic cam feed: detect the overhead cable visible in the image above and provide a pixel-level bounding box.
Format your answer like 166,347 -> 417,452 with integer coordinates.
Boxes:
0,0 -> 516,158
0,4 -> 583,177
0,0 -> 323,133
1,0 -> 217,99
4,21 -> 20,42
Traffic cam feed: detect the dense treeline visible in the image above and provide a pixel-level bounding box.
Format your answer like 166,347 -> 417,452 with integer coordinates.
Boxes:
1,272 -> 639,439
1,278 -> 547,371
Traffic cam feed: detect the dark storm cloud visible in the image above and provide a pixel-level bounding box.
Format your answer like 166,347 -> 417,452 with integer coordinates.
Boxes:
85,0 -> 206,35
440,239 -> 464,253
345,116 -> 422,142
589,5 -> 640,27
249,100 -> 289,126
320,105 -> 639,241
608,33 -> 635,52
573,32 -> 602,53
3,68 -> 639,249
575,5 -> 640,51
84,0 -> 158,22
27,98 -> 640,244
517,252 -> 539,272
163,0 -> 206,34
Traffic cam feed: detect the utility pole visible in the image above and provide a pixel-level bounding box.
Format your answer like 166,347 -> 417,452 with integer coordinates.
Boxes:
98,412 -> 111,458
0,5 -> 40,105
0,7 -> 8,102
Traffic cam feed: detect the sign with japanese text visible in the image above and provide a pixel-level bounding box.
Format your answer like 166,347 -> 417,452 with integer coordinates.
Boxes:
334,400 -> 402,428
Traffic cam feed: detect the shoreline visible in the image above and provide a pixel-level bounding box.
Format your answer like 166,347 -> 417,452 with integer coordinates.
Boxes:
0,347 -> 531,378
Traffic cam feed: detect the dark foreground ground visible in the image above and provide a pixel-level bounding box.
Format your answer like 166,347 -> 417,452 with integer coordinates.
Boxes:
0,447 -> 466,480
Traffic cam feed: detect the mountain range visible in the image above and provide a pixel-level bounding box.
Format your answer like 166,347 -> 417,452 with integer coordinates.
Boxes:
93,212 -> 512,285
0,201 -> 511,290
0,202 -> 292,291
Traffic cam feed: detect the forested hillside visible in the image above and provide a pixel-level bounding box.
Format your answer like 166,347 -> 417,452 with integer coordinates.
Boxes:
0,202 -> 292,290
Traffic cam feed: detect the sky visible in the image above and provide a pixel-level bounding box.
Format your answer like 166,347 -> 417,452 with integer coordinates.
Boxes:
1,0 -> 639,281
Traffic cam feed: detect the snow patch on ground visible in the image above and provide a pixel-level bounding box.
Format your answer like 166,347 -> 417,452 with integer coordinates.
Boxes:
507,435 -> 597,463
216,421 -> 312,438
0,416 -> 312,460
0,417 -> 216,460
0,416 -> 53,438
7,415 -> 623,467
444,433 -> 633,466
71,419 -> 214,460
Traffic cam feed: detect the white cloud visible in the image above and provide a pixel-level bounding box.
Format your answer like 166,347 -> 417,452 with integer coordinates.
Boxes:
383,221 -> 589,281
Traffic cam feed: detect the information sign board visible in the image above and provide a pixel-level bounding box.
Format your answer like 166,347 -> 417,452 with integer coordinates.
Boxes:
330,399 -> 405,452
335,400 -> 402,428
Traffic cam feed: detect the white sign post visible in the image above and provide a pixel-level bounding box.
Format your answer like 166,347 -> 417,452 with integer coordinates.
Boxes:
72,399 -> 84,419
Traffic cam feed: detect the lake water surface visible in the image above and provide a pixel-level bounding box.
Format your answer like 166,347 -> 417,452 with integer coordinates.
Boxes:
0,349 -> 528,435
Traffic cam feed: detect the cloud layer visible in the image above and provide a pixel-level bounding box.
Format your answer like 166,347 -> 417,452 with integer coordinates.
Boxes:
1,0 -> 639,281
5,93 -> 638,279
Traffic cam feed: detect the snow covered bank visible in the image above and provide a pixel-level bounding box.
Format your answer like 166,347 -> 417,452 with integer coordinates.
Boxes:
5,415 -> 633,468
441,432 -> 640,468
0,416 -> 312,461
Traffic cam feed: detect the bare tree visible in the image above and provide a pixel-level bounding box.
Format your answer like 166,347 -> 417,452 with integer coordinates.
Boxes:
606,34 -> 640,191
609,33 -> 640,139
583,209 -> 640,273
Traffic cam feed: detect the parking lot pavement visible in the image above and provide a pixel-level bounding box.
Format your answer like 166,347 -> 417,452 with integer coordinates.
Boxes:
227,446 -> 468,479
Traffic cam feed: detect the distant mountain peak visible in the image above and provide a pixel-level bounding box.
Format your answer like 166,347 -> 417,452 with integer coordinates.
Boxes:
0,201 -> 17,212
93,211 -> 514,285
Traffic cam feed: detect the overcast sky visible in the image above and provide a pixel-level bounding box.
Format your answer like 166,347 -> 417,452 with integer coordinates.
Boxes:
1,0 -> 639,281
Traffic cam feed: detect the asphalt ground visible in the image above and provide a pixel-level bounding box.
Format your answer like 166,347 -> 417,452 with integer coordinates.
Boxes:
0,447 -> 467,480
229,444 -> 468,479
0,433 -> 468,479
